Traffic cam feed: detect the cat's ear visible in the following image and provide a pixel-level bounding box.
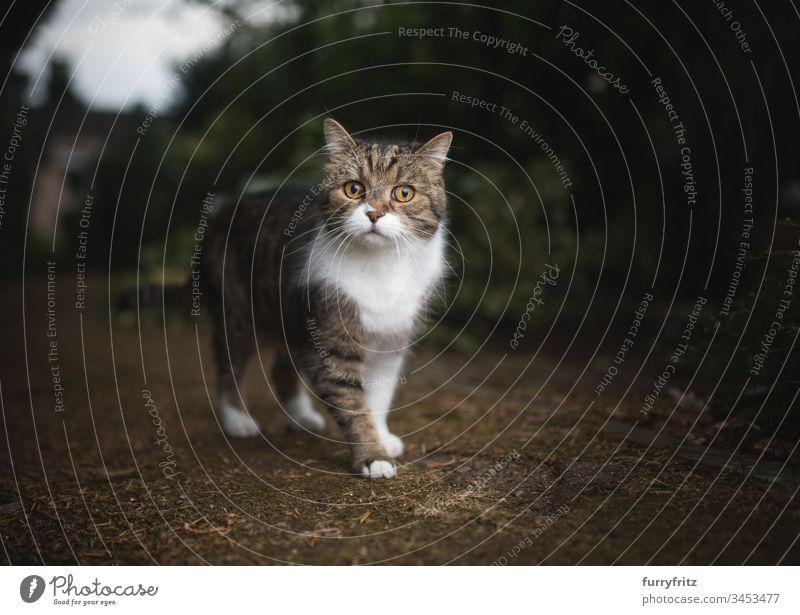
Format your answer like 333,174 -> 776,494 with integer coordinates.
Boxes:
323,118 -> 357,156
415,131 -> 453,171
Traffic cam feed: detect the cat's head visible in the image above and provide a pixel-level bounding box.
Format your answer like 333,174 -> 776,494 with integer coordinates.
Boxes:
319,118 -> 452,248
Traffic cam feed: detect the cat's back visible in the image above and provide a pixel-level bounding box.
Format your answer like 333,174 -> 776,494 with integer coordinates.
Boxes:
213,183 -> 319,238
205,184 -> 321,260
202,183 -> 322,307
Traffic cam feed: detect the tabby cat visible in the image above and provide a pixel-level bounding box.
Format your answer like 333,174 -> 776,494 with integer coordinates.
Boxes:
202,119 -> 452,479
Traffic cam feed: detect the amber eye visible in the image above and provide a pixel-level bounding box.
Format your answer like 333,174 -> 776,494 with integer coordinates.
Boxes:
343,180 -> 365,199
391,185 -> 415,203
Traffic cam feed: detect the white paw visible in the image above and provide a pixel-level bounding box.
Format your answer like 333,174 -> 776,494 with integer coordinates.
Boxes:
286,393 -> 326,433
380,432 -> 404,458
222,407 -> 261,437
287,407 -> 326,433
359,460 -> 397,479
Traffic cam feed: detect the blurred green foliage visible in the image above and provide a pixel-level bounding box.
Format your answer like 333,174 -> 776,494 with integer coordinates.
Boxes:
4,0 -> 800,340
691,232 -> 800,435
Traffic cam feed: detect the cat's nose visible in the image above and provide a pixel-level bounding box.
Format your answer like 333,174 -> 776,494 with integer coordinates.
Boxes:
366,209 -> 385,224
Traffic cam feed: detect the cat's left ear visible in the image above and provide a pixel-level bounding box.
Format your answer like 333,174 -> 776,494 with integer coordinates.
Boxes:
416,131 -> 453,172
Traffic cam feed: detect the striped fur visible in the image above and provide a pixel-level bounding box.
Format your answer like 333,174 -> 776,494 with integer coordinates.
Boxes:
202,119 -> 452,478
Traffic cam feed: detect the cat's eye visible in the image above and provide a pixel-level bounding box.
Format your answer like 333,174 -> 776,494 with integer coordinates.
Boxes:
343,180 -> 365,199
391,185 -> 415,203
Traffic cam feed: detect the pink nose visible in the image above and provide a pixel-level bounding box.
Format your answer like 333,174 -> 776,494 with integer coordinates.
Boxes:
366,210 -> 385,224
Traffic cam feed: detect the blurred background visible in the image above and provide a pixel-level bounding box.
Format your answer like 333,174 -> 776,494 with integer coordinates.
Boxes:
1,0 -> 800,565
2,0 -> 799,431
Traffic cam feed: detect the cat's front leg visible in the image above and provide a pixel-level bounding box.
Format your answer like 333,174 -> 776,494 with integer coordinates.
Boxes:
303,353 -> 396,478
342,406 -> 398,479
363,350 -> 405,458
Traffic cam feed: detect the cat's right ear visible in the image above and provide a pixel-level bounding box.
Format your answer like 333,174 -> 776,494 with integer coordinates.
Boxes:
323,118 -> 357,156
415,131 -> 453,172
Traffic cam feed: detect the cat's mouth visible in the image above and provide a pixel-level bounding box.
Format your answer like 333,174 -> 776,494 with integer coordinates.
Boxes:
341,207 -> 401,246
359,226 -> 394,245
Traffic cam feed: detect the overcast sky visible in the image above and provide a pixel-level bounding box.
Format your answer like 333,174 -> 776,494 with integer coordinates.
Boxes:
16,0 -> 278,110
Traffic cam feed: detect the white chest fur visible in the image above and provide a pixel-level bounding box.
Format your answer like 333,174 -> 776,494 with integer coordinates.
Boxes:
307,227 -> 445,336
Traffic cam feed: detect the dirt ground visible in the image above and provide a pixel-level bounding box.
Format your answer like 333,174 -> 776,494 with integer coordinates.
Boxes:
1,278 -> 798,565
